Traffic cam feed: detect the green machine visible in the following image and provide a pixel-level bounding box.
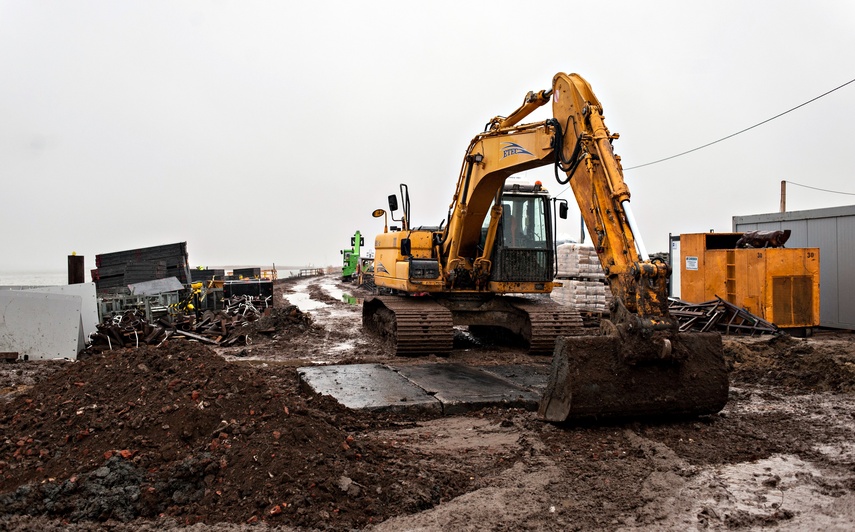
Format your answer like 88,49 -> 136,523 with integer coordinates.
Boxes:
341,230 -> 364,281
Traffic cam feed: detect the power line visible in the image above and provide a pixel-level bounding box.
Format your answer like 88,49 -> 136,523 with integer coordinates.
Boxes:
551,77 -> 855,201
623,77 -> 855,171
786,180 -> 855,196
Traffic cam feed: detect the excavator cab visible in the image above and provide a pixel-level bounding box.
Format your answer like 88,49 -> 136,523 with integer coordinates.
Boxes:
488,181 -> 555,283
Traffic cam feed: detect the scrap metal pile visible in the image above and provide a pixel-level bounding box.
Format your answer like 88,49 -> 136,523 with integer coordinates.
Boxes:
86,294 -> 309,353
668,297 -> 779,336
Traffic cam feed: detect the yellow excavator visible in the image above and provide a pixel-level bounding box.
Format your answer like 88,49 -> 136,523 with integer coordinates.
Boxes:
364,72 -> 728,421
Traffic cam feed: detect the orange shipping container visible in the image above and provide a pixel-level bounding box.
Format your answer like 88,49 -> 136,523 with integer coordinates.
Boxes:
680,232 -> 820,329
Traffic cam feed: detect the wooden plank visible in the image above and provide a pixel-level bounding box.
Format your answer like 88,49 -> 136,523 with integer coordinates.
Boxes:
174,329 -> 220,345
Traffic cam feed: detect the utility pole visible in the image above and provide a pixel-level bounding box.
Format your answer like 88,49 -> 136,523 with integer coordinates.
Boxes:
780,180 -> 787,213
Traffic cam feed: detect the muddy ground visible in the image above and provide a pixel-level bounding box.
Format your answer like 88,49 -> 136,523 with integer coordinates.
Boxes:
2,273 -> 855,531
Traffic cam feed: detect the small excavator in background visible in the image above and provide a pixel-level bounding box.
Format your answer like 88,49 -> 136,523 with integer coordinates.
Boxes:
364,72 -> 728,422
340,231 -> 364,281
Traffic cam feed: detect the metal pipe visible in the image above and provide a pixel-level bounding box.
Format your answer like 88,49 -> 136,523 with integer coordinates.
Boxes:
621,200 -> 649,261
460,153 -> 482,207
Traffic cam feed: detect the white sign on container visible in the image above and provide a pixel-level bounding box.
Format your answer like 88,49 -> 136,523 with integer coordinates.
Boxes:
685,256 -> 699,271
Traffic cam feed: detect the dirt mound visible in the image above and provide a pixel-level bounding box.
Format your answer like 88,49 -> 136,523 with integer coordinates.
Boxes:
231,305 -> 315,339
307,284 -> 342,305
725,333 -> 855,393
0,343 -> 468,528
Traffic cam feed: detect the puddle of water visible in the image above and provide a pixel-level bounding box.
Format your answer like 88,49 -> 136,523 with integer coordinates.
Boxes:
284,292 -> 328,311
321,283 -> 345,301
689,454 -> 836,524
330,341 -> 356,352
814,441 -> 855,461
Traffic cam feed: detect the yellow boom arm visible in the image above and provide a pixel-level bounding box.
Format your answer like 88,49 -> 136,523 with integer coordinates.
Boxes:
441,72 -> 671,325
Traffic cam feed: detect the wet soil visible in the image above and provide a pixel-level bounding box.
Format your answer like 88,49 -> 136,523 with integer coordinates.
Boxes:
1,274 -> 855,531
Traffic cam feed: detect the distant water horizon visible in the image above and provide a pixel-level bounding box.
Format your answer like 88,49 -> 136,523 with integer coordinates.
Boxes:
0,270 -> 69,287
0,265 -> 325,287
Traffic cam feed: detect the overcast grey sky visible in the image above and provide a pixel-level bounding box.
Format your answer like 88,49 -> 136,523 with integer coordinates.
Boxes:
2,1 -> 854,273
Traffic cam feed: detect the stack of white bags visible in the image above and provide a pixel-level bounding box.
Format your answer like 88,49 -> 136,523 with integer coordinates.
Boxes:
555,243 -> 606,279
551,243 -> 612,313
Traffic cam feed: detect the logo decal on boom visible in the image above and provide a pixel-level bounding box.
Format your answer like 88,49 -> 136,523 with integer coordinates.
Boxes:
501,142 -> 533,159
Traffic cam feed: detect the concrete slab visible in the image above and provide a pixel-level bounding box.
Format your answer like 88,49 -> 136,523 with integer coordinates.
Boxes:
392,364 -> 541,414
299,362 -> 549,415
481,364 -> 551,393
297,364 -> 441,414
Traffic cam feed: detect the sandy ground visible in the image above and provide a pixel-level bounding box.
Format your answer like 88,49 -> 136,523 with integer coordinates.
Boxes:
2,273 -> 855,531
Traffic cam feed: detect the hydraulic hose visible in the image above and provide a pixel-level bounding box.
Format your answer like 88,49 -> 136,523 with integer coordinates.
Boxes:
550,117 -> 585,184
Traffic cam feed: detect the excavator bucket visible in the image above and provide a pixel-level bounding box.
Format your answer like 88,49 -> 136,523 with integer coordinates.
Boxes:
538,331 -> 729,422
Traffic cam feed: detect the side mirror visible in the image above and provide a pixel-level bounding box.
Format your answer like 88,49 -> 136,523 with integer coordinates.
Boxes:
400,238 -> 411,256
559,202 -> 569,219
373,208 -> 389,233
388,195 -> 399,212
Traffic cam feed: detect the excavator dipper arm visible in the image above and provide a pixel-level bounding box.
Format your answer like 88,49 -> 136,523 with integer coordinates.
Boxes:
537,73 -> 729,421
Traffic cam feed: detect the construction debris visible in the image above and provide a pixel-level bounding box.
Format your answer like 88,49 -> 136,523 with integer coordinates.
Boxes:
86,296 -> 309,354
223,279 -> 274,299
736,229 -> 792,248
189,268 -> 226,282
668,297 -> 779,336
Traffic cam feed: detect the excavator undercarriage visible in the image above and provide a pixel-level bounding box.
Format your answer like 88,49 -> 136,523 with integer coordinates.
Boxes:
363,294 -> 585,356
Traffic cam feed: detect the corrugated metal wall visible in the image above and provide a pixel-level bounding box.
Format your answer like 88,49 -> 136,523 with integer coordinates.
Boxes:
733,205 -> 855,330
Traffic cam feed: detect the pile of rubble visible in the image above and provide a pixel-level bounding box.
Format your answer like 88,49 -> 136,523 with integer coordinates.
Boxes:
86,296 -> 312,354
669,297 -> 779,335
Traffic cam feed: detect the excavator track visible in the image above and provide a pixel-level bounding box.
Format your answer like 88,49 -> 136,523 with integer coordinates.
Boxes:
364,294 -> 584,356
509,297 -> 586,354
362,295 -> 454,356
